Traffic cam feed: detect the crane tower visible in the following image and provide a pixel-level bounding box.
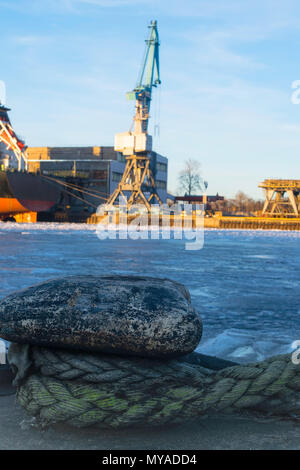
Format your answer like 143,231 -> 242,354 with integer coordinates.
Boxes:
106,20 -> 163,210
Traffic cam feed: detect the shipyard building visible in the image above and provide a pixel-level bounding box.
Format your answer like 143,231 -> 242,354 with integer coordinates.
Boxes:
26,146 -> 168,221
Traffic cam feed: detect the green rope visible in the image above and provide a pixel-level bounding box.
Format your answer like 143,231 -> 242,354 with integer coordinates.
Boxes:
10,344 -> 300,429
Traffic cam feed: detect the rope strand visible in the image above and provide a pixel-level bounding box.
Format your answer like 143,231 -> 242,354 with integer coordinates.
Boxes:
10,344 -> 300,429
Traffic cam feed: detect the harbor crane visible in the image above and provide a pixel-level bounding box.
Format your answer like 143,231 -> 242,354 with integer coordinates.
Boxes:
106,20 -> 163,210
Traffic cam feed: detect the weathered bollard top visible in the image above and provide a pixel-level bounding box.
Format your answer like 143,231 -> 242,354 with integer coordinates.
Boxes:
0,275 -> 202,359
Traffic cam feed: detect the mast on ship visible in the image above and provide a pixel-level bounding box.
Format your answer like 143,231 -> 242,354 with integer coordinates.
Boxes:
0,101 -> 28,171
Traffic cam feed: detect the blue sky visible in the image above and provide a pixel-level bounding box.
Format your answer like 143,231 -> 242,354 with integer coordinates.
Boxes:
1,0 -> 300,198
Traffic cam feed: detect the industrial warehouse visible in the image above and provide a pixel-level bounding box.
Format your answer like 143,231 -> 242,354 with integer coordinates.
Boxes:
26,145 -> 168,222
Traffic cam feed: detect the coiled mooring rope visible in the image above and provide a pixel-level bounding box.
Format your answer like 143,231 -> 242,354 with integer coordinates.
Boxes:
8,343 -> 300,429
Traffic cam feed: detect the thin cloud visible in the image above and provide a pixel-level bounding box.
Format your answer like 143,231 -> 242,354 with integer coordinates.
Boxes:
73,0 -> 151,6
11,35 -> 47,46
179,29 -> 266,70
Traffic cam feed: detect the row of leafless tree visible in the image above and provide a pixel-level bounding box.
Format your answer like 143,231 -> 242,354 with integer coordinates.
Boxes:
210,192 -> 264,216
177,159 -> 264,216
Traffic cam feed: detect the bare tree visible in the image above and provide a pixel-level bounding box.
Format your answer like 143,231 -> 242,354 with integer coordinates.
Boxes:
207,191 -> 264,216
233,191 -> 249,213
178,158 -> 203,196
219,191 -> 264,215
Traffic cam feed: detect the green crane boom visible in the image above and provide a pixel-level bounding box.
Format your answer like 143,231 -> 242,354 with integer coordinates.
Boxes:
114,20 -> 161,155
127,19 -> 161,135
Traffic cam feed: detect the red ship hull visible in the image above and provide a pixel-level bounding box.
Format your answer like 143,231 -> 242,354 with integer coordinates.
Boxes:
0,171 -> 61,216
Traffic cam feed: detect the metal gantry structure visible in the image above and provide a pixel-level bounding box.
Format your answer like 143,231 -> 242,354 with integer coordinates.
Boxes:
107,20 -> 163,211
259,179 -> 300,217
0,103 -> 28,171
